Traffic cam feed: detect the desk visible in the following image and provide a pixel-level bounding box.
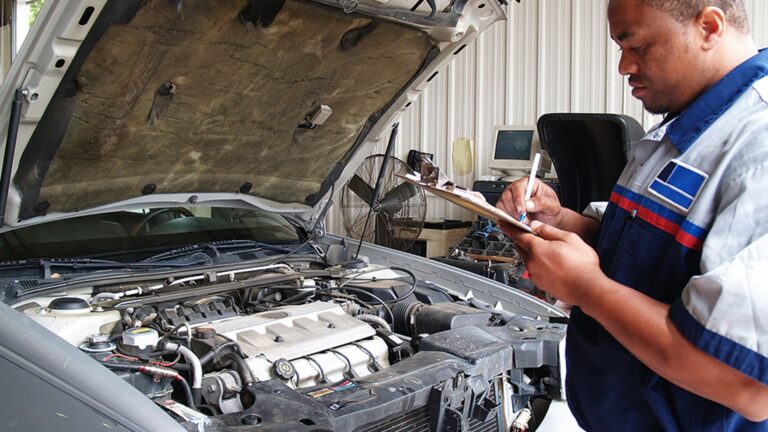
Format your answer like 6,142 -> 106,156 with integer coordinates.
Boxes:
414,220 -> 472,258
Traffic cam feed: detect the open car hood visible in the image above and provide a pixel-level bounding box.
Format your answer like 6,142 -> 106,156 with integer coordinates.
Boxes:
0,0 -> 506,232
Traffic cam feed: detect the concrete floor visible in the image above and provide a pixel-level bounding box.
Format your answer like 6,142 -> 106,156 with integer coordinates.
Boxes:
537,400 -> 585,432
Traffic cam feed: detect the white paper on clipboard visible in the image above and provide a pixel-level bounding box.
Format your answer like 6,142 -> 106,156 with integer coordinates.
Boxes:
398,173 -> 535,234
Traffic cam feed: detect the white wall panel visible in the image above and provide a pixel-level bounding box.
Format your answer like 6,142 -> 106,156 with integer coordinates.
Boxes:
748,2 -> 768,46
571,1 -> 607,112
537,0 -> 572,114
504,2 -> 538,125
327,0 -> 768,236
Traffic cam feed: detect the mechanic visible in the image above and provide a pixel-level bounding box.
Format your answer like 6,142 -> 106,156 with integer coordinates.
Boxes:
496,0 -> 768,430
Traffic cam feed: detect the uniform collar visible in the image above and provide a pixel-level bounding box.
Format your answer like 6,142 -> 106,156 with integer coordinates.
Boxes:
667,49 -> 768,154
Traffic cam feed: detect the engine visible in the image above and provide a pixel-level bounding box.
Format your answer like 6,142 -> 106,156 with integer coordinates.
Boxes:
24,300 -> 392,414
19,264 -> 409,414
16,262 -> 565,431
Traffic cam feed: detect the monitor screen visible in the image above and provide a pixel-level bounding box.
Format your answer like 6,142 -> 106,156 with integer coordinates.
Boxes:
494,130 -> 534,160
489,125 -> 546,179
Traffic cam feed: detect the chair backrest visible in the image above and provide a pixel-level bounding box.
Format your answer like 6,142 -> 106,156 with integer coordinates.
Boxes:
537,113 -> 645,213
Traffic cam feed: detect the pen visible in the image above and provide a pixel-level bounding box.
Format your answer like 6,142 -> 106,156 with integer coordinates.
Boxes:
519,152 -> 541,223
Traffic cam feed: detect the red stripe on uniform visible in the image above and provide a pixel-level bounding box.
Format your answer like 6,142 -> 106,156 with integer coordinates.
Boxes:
610,192 -> 680,235
611,192 -> 637,213
635,207 -> 679,235
675,230 -> 704,251
611,190 -> 702,251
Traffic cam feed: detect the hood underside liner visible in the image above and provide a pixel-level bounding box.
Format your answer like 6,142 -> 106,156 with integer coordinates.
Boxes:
15,0 -> 433,219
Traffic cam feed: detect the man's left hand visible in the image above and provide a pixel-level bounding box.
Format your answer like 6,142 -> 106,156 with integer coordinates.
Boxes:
500,220 -> 605,305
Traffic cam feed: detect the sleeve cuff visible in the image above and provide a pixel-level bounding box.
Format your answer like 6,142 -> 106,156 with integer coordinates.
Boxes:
582,201 -> 608,221
669,298 -> 768,385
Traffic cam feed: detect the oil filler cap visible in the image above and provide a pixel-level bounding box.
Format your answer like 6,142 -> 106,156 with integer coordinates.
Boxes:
272,358 -> 296,381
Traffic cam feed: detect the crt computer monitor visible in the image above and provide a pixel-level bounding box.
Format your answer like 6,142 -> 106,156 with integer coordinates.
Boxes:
489,125 -> 545,180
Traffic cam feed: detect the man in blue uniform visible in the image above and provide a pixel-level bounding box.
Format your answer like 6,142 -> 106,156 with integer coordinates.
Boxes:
497,0 -> 768,430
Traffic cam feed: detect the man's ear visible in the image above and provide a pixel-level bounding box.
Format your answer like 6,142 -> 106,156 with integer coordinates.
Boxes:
698,6 -> 726,50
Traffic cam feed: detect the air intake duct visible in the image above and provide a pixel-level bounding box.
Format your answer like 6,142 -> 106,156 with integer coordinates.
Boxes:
392,300 -> 492,336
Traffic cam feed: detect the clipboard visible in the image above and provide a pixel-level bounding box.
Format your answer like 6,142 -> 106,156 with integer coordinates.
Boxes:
397,173 -> 535,234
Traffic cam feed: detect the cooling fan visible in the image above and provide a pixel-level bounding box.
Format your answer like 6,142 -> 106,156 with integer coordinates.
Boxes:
341,154 -> 427,251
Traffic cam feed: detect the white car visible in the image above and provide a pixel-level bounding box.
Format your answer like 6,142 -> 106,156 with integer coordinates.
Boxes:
0,1 -> 567,431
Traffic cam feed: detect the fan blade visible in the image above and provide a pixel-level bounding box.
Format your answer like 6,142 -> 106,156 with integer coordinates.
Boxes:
379,182 -> 418,215
374,213 -> 391,246
347,174 -> 375,205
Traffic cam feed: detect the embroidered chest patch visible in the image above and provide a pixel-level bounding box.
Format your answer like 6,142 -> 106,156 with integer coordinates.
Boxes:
648,160 -> 708,212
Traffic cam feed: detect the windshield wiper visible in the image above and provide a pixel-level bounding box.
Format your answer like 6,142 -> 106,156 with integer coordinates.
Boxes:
141,239 -> 297,263
0,257 -> 210,279
2,256 -> 218,300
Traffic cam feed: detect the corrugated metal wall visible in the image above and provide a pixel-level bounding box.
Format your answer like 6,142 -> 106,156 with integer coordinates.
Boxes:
327,0 -> 768,236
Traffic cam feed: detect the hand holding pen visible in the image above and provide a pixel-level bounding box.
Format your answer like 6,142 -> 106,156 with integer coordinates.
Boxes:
518,152 -> 541,223
496,153 -> 571,234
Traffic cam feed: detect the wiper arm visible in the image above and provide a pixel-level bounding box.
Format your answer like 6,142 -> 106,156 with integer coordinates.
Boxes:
215,239 -> 297,255
0,257 -> 209,280
141,239 -> 296,263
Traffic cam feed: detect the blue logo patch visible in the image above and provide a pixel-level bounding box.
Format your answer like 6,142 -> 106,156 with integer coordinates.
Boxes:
648,160 -> 708,212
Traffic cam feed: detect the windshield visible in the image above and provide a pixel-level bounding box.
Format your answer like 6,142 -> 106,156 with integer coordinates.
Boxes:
0,206 -> 301,261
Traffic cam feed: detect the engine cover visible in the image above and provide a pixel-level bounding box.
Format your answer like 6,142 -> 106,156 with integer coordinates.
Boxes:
247,337 -> 389,388
205,302 -> 389,388
206,302 -> 375,361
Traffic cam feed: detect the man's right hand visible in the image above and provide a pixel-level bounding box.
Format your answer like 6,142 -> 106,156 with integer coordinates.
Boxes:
496,176 -> 564,227
496,177 -> 600,244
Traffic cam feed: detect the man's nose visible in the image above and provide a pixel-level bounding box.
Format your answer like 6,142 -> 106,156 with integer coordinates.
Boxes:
618,51 -> 639,75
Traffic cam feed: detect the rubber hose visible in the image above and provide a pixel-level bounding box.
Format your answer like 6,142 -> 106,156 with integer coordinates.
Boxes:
216,351 -> 255,386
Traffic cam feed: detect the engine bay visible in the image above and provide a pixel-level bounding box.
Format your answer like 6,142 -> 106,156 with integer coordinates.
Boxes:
10,249 -> 565,431
0,0 -> 563,429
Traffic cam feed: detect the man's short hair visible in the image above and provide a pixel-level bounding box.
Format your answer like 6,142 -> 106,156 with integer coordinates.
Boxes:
642,0 -> 749,34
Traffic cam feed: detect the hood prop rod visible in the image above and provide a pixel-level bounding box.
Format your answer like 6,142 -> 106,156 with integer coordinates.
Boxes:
0,89 -> 23,228
352,122 -> 399,263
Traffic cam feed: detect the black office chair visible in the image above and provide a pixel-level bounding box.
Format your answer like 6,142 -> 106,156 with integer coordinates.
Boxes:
537,113 -> 646,213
